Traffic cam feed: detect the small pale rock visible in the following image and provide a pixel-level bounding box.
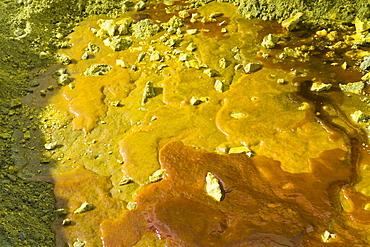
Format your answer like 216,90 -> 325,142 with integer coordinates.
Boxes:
203,69 -> 219,77
351,110 -> 368,123
74,202 -> 94,214
142,81 -> 155,105
310,82 -> 332,92
84,64 -> 112,76
244,63 -> 261,73
57,74 -> 70,86
44,142 -> 58,150
261,34 -> 280,49
186,29 -> 198,35
98,19 -> 116,37
116,59 -> 130,68
205,172 -> 223,201
339,81 -> 364,94
126,202 -> 137,210
282,12 -> 304,31
214,80 -> 225,92
149,169 -> 165,183
228,146 -> 253,157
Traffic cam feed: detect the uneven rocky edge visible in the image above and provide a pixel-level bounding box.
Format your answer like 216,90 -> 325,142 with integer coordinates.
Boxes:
219,0 -> 370,27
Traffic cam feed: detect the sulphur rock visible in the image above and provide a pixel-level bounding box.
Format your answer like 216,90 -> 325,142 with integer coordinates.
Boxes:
186,42 -> 197,52
44,142 -> 58,150
321,231 -> 336,243
350,110 -> 368,123
86,43 -> 100,53
261,34 -> 280,49
118,176 -> 133,186
54,68 -> 67,76
84,64 -> 112,76
205,172 -> 223,202
137,52 -> 146,63
58,54 -> 71,65
149,169 -> 165,183
73,241 -> 85,247
161,15 -> 183,30
39,51 -> 49,59
0,132 -> 11,139
134,0 -> 146,11
203,69 -> 219,77
298,102 -> 309,111
360,56 -> 370,71
282,12 -> 304,31
97,19 -> 117,37
103,36 -> 132,51
126,202 -> 137,211
57,74 -> 70,86
190,96 -> 209,105
149,51 -> 161,61
362,73 -> 370,82
230,112 -> 246,119
142,81 -> 155,105
81,52 -> 89,60
178,10 -> 190,18
117,17 -> 133,35
74,202 -> 94,214
131,19 -> 160,39
244,63 -> 261,73
310,82 -> 332,92
116,59 -> 130,68
339,81 -> 364,95
62,219 -> 71,226
209,12 -> 223,18
186,29 -> 198,35
219,58 -> 229,68
214,80 -> 226,92
228,146 -> 253,157
355,17 -> 370,34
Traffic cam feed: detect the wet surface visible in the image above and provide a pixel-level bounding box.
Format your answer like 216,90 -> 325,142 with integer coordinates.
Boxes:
20,1 -> 370,246
101,141 -> 368,246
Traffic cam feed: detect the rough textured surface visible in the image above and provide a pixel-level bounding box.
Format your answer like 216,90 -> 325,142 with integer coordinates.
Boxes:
216,0 -> 370,27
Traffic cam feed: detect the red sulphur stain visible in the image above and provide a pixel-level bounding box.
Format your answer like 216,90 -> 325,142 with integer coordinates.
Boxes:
101,141 -> 369,246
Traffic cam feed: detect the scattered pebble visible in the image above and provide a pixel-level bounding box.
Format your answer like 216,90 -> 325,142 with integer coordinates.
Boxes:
126,202 -> 137,210
142,81 -> 155,105
205,172 -> 223,201
228,146 -> 253,157
244,63 -> 261,73
339,81 -> 364,94
214,80 -> 226,92
149,169 -> 165,183
261,34 -> 280,49
74,202 -> 94,214
62,219 -> 71,226
351,110 -> 368,123
310,82 -> 332,92
203,69 -> 219,77
84,64 -> 112,76
281,12 -> 304,31
57,74 -> 70,86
